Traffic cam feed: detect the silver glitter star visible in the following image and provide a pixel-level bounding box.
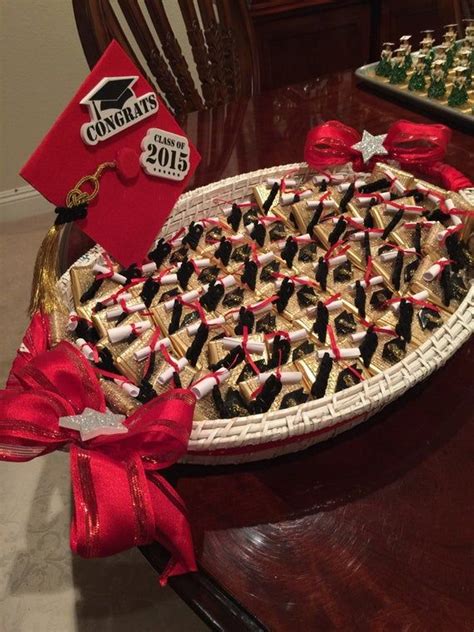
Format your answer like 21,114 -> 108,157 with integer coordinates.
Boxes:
352,130 -> 388,164
59,407 -> 128,441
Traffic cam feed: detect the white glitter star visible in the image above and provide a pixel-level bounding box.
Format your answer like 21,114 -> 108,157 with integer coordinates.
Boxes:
352,130 -> 388,164
59,407 -> 128,441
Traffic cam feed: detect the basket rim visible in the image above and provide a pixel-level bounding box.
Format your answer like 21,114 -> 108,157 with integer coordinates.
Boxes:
58,162 -> 474,455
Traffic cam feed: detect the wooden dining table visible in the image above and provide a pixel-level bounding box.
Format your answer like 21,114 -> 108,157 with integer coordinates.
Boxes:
65,68 -> 474,631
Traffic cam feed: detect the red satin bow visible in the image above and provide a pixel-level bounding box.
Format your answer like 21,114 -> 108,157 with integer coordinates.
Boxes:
0,339 -> 197,584
304,119 -> 473,192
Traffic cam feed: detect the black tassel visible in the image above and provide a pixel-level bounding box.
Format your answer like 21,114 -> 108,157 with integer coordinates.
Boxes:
137,381 -> 157,404
228,203 -> 242,232
319,179 -> 328,192
391,250 -> 404,291
440,264 -> 453,307
364,209 -> 374,229
241,259 -> 258,291
172,371 -> 182,388
339,182 -> 355,212
200,280 -> 225,312
281,236 -> 298,268
354,280 -> 366,318
426,208 -> 451,226
328,217 -> 347,245
315,257 -> 329,291
306,201 -> 324,235
234,307 -> 255,335
263,182 -> 279,213
363,230 -> 371,264
168,300 -> 183,334
215,236 -> 232,266
267,335 -> 291,369
275,278 -> 295,313
80,278 -> 104,303
182,221 -> 204,250
119,263 -> 141,283
140,277 -> 161,308
403,188 -> 425,204
288,211 -> 298,229
186,322 -> 209,366
445,233 -> 467,272
75,318 -> 99,344
358,178 -> 391,194
96,347 -> 117,373
359,327 -> 378,368
148,238 -> 171,268
212,384 -> 225,417
313,301 -> 329,343
54,202 -> 88,225
177,256 -> 195,290
211,345 -> 245,371
250,374 -> 282,414
311,352 -> 333,398
382,209 -> 404,239
414,222 -> 422,256
395,299 -> 414,343
251,222 -> 266,247
143,351 -> 156,383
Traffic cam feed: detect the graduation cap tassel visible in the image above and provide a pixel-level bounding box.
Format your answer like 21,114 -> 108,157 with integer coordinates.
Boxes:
28,162 -> 115,316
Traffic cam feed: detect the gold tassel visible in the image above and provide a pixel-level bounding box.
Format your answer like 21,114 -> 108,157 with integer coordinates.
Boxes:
28,224 -> 64,316
28,161 -> 116,317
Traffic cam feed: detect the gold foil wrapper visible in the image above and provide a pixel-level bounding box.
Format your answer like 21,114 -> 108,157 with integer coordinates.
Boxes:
152,301 -> 201,336
208,334 -> 267,371
409,256 -> 467,314
97,311 -> 155,351
370,199 -> 415,249
99,378 -> 140,416
375,304 -> 445,348
372,162 -> 417,192
70,265 -> 121,314
295,355 -> 369,396
342,281 -> 393,324
253,183 -> 280,215
295,297 -> 355,346
49,308 -> 72,347
170,320 -> 220,371
239,362 -> 308,412
92,297 -> 150,338
115,328 -> 157,382
364,334 -> 419,375
189,369 -> 229,421
371,248 -> 420,294
421,223 -> 453,262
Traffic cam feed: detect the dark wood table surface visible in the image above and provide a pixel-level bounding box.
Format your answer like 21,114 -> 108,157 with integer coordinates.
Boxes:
66,69 -> 474,631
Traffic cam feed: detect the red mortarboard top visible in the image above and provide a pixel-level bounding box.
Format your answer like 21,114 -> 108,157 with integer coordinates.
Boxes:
21,40 -> 201,266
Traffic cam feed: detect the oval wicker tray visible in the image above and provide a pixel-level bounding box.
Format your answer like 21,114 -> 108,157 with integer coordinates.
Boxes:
58,163 -> 474,465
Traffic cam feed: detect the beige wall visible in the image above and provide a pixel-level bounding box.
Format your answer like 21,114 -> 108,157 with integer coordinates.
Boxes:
0,1 -> 89,191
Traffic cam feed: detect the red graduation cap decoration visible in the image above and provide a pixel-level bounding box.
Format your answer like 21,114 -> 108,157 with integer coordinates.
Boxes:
21,40 -> 200,268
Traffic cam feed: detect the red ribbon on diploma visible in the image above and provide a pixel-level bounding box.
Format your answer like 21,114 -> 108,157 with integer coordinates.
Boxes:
0,339 -> 197,584
304,120 -> 473,192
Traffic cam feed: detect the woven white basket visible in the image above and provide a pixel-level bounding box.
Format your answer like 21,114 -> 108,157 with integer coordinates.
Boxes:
58,163 -> 474,465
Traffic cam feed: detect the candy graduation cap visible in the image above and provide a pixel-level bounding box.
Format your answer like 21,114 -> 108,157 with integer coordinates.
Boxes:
21,40 -> 200,315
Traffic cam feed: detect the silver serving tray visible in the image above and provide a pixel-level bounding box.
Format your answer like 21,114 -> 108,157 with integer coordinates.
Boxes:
355,56 -> 474,130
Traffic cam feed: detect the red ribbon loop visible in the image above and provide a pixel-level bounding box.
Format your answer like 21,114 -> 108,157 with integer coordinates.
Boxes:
0,339 -> 197,583
304,120 -> 363,171
304,120 -> 473,192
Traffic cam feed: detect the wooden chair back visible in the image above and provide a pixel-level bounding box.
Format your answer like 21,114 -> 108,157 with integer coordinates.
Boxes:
72,0 -> 260,115
453,0 -> 473,25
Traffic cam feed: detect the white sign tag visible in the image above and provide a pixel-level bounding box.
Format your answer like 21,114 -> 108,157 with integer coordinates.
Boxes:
140,128 -> 190,181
